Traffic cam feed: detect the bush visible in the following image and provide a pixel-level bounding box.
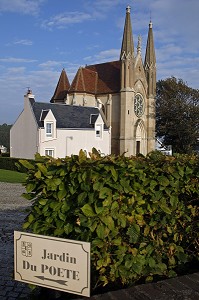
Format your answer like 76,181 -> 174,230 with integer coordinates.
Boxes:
1,152 -> 10,157
0,156 -> 35,173
20,150 -> 199,291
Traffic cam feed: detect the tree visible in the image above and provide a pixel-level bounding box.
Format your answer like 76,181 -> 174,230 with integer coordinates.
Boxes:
156,77 -> 199,154
0,123 -> 12,150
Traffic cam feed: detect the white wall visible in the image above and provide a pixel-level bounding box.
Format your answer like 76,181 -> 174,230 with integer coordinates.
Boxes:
10,96 -> 38,159
39,128 -> 111,158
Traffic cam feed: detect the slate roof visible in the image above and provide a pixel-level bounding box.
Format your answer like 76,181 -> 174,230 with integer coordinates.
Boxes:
31,102 -> 108,129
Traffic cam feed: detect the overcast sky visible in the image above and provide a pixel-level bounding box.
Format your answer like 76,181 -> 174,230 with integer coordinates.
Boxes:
0,0 -> 198,124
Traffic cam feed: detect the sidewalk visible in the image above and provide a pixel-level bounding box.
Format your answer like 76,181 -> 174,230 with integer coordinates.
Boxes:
0,182 -> 198,300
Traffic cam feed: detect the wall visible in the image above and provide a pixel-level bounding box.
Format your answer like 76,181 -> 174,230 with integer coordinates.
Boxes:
39,128 -> 111,158
10,96 -> 38,159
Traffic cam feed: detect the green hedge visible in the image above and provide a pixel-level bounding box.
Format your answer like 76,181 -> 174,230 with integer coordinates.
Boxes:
20,150 -> 199,290
0,157 -> 35,173
1,152 -> 10,157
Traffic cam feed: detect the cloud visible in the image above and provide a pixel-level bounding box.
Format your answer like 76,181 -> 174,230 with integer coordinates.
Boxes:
13,39 -> 33,46
39,60 -> 68,69
84,0 -> 128,18
0,0 -> 45,15
151,0 -> 199,48
0,57 -> 37,63
41,0 -> 129,30
41,11 -> 94,30
84,49 -> 120,64
6,67 -> 26,73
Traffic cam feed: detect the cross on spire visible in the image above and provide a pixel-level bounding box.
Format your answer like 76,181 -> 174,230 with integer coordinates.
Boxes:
126,5 -> 131,13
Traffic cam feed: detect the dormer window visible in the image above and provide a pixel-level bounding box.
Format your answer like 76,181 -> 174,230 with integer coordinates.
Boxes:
46,122 -> 53,137
40,110 -> 49,122
90,114 -> 98,126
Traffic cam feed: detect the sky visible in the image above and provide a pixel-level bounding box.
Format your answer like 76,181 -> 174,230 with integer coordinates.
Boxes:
0,0 -> 198,125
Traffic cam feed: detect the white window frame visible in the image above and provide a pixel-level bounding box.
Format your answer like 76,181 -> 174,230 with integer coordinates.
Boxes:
45,149 -> 55,157
46,122 -> 53,137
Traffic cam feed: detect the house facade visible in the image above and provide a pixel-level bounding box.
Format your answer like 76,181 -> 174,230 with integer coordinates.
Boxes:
10,91 -> 110,159
50,6 -> 156,156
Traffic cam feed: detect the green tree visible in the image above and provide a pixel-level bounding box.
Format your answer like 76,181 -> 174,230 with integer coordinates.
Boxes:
156,77 -> 199,154
0,123 -> 12,150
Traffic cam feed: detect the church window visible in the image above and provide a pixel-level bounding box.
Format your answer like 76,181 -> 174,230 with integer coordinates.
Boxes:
134,94 -> 145,117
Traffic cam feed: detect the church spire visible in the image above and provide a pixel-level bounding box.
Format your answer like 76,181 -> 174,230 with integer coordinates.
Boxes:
144,20 -> 156,97
50,68 -> 70,103
120,6 -> 134,60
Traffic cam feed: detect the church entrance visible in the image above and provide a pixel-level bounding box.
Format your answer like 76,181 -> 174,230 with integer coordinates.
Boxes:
135,120 -> 146,156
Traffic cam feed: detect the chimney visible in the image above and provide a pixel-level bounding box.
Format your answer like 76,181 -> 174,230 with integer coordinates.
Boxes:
25,87 -> 35,99
24,88 -> 35,111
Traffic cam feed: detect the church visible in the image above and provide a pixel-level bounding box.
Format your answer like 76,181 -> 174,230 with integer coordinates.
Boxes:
50,6 -> 156,156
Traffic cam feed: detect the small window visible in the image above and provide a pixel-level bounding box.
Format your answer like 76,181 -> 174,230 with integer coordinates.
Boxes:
46,123 -> 53,137
96,130 -> 100,137
96,124 -> 102,138
45,149 -> 54,157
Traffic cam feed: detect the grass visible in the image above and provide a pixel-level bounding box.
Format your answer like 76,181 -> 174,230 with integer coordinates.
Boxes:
0,169 -> 26,183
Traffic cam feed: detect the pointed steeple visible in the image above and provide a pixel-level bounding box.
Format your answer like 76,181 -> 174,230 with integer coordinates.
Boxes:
50,69 -> 70,103
120,6 -> 134,60
144,20 -> 156,97
137,35 -> 142,55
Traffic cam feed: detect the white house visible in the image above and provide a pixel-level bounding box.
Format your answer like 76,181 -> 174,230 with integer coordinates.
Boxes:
155,138 -> 172,156
10,90 -> 111,159
0,145 -> 7,153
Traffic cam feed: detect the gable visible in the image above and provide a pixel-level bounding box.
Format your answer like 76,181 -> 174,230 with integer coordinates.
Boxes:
86,61 -> 121,94
70,68 -> 98,94
134,55 -> 148,92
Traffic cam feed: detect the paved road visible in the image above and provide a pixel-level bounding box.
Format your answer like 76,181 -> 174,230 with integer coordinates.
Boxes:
0,182 -> 199,300
0,183 -> 32,299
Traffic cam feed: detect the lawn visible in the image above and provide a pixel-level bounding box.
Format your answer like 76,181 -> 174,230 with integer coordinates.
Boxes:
0,169 -> 26,183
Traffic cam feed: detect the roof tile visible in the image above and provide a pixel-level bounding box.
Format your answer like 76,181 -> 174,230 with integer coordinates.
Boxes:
51,69 -> 70,103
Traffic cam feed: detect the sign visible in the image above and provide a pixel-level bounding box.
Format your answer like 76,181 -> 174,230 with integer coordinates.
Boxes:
14,231 -> 90,297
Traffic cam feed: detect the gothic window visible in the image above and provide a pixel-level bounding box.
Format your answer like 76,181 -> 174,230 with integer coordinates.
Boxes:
134,94 -> 145,117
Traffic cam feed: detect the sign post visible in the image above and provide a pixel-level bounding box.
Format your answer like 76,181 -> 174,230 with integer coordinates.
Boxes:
14,231 -> 90,297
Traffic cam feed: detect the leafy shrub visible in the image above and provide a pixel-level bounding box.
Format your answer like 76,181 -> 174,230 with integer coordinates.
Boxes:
20,150 -> 199,290
0,157 -> 35,172
1,152 -> 10,157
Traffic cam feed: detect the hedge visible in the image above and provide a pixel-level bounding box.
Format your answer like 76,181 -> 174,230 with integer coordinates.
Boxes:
0,157 -> 35,173
19,150 -> 199,291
